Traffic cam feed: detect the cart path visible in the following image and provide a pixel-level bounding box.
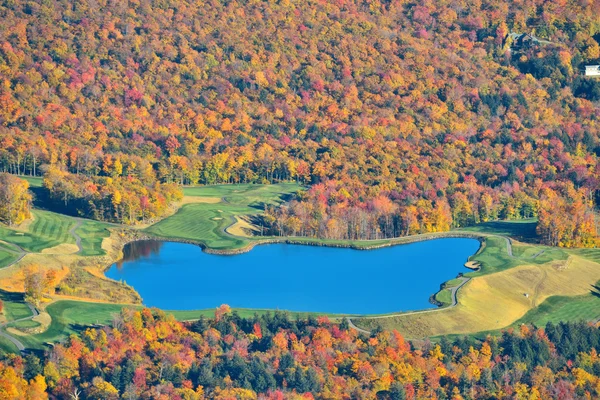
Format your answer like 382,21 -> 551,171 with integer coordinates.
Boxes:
0,240 -> 27,269
69,218 -> 84,254
0,303 -> 38,352
348,276 -> 471,334
504,236 -> 514,257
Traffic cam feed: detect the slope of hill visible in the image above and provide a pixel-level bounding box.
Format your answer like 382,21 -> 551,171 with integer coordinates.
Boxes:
1,0 -> 600,243
2,309 -> 600,399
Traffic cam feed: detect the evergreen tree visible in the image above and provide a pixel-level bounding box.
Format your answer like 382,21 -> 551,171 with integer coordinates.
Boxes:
109,365 -> 123,391
389,382 -> 407,400
339,318 -> 350,331
23,354 -> 42,381
197,359 -> 215,387
293,368 -> 308,392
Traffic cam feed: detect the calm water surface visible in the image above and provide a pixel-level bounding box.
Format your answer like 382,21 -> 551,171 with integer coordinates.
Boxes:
106,238 -> 480,314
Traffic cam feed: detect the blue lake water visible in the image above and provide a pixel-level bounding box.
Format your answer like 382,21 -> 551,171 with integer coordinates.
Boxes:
105,238 -> 481,314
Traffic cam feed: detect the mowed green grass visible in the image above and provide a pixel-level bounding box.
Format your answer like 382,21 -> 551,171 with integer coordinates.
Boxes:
148,184 -> 302,250
0,211 -> 111,257
9,300 -> 347,351
146,203 -> 253,249
0,245 -> 18,269
0,290 -> 32,321
465,237 -> 568,278
511,244 -> 568,263
459,219 -> 567,277
0,210 -> 75,253
0,337 -> 18,353
459,219 -> 538,242
438,293 -> 600,343
76,219 -> 111,256
19,176 -> 43,188
434,288 -> 453,306
515,294 -> 600,327
11,319 -> 41,329
28,210 -> 75,251
0,290 -> 33,352
573,248 -> 600,264
183,183 -> 302,204
466,236 -> 520,276
16,301 -> 129,350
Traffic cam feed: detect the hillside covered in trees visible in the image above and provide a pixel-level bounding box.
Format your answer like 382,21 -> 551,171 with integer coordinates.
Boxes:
2,307 -> 600,399
1,0 -> 600,240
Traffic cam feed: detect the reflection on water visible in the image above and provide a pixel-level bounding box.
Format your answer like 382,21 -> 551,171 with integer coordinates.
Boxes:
116,240 -> 164,268
106,239 -> 481,314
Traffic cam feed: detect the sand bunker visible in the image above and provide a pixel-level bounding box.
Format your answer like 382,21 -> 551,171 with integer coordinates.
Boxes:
464,261 -> 481,270
226,217 -> 259,238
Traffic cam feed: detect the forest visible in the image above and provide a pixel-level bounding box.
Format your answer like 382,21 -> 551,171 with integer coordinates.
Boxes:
1,0 -> 600,241
2,307 -> 600,399
3,1 -> 600,397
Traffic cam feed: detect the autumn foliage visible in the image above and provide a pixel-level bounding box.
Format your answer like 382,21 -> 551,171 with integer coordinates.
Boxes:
1,308 -> 600,399
0,173 -> 31,226
43,167 -> 182,224
1,0 -> 600,243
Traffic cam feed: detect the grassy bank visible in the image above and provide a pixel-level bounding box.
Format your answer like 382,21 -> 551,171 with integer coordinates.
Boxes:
0,210 -> 112,259
145,183 -> 302,250
4,299 -> 349,351
3,182 -> 600,352
75,219 -> 111,256
0,242 -> 19,269
353,237 -> 600,338
0,210 -> 76,253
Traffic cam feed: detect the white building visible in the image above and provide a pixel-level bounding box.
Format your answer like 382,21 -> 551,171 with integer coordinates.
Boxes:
585,65 -> 600,76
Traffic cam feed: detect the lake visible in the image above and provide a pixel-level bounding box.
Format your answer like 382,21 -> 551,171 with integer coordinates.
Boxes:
105,238 -> 481,314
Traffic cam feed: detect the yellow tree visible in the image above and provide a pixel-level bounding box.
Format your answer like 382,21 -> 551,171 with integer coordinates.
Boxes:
0,174 -> 32,226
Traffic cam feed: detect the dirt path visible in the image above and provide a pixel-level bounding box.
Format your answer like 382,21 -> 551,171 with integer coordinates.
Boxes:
0,303 -> 38,352
69,218 -> 84,254
348,276 -> 471,334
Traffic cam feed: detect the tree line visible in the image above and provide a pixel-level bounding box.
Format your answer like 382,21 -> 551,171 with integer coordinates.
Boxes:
0,0 -> 600,244
2,306 -> 600,399
43,168 -> 182,224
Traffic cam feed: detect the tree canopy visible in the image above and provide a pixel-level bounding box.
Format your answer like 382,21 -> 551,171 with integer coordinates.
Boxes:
1,0 -> 600,238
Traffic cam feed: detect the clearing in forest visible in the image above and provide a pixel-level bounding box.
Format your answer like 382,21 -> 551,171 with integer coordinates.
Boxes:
145,183 -> 301,250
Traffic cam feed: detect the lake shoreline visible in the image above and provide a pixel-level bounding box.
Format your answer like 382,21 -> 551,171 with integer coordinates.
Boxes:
105,235 -> 483,315
131,230 -> 485,256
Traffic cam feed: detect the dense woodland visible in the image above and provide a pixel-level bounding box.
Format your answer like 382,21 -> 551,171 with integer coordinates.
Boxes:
0,307 -> 600,399
4,2 -> 600,398
2,0 -> 600,241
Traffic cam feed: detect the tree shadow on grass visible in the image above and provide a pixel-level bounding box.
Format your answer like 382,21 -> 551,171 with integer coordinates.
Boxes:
28,186 -> 48,209
248,191 -> 298,211
467,220 -> 539,243
69,323 -> 97,333
0,289 -> 26,303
